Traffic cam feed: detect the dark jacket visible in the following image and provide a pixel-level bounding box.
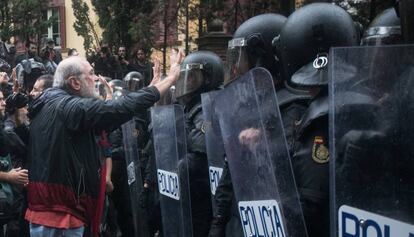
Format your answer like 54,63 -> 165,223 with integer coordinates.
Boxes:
3,117 -> 28,168
27,86 -> 159,224
292,91 -> 329,237
185,102 -> 213,237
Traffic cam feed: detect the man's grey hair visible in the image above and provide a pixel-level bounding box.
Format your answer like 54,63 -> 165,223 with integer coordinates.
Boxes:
53,57 -> 85,89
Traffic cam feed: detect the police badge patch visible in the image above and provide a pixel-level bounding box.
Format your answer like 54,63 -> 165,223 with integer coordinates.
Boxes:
312,136 -> 329,163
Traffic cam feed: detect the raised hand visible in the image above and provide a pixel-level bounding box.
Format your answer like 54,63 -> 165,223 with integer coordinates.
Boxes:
168,48 -> 185,84
98,75 -> 113,101
11,67 -> 19,93
150,57 -> 161,86
0,72 -> 8,85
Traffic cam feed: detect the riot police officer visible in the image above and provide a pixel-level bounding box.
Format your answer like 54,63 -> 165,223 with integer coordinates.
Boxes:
329,2 -> 414,235
124,71 -> 145,92
173,50 -> 224,237
211,12 -> 315,236
108,76 -> 154,237
276,3 -> 359,236
210,13 -> 309,237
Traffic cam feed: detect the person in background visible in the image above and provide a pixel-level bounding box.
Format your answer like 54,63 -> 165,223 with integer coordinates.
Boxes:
129,48 -> 153,86
29,74 -> 54,100
115,46 -> 130,79
46,39 -> 62,64
40,47 -> 58,75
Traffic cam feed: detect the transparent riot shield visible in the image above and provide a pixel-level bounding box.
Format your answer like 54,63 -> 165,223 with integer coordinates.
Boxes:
121,120 -> 149,237
201,91 -> 226,213
151,105 -> 193,237
214,67 -> 308,237
330,45 -> 414,237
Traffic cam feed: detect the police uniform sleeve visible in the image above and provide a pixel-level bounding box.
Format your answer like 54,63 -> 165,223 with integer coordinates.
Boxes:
187,108 -> 207,154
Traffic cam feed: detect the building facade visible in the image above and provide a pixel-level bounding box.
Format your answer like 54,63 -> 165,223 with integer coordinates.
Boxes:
44,0 -> 101,57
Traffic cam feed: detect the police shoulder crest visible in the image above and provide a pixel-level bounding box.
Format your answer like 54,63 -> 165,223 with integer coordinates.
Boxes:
312,136 -> 329,163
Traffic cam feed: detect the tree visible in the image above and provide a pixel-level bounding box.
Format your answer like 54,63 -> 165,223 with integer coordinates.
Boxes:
156,0 -> 182,74
91,0 -> 156,54
199,0 -> 285,34
72,0 -> 101,51
0,0 -> 54,44
0,0 -> 12,41
334,0 -> 394,27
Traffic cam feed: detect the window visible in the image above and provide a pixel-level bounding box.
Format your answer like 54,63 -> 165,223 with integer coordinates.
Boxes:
42,8 -> 61,48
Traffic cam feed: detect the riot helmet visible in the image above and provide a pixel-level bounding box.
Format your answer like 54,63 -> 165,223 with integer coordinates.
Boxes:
277,3 -> 358,87
225,13 -> 286,85
174,51 -> 224,105
108,79 -> 126,100
362,8 -> 402,46
123,71 -> 144,92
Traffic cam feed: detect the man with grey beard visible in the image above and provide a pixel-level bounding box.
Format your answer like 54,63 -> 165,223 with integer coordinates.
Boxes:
25,53 -> 183,237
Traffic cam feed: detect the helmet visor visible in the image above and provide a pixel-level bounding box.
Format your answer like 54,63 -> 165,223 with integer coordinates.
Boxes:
174,63 -> 204,99
224,38 -> 250,85
125,76 -> 144,91
361,26 -> 402,46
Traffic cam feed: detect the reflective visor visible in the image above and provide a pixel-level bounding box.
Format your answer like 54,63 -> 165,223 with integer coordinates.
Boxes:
361,26 -> 402,46
125,77 -> 144,91
174,63 -> 204,99
224,38 -> 250,85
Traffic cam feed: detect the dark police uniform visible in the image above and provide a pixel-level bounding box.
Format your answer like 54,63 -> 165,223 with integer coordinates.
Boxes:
291,90 -> 329,237
185,102 -> 213,237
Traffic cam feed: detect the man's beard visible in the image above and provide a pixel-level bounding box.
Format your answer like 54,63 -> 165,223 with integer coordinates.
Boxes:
80,80 -> 100,99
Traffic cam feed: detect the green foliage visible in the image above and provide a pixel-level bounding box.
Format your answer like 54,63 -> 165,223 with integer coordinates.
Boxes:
91,0 -> 156,55
0,0 -> 54,43
199,0 -> 283,34
334,0 -> 394,27
128,12 -> 154,53
72,0 -> 101,50
0,0 -> 12,41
